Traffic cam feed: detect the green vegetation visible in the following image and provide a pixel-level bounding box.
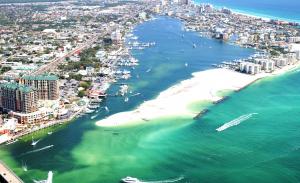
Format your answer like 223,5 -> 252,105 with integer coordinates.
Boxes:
68,73 -> 83,81
79,81 -> 91,90
0,66 -> 11,74
77,90 -> 85,98
58,46 -> 101,71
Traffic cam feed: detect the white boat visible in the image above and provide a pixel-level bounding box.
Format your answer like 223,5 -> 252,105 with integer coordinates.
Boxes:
104,106 -> 110,113
47,132 -> 53,135
193,43 -> 196,48
216,113 -> 257,132
121,177 -> 141,183
131,93 -> 141,97
90,114 -> 98,119
31,137 -> 41,146
85,108 -> 95,114
124,97 -> 129,102
185,62 -> 188,67
146,68 -> 152,73
119,85 -> 129,96
33,171 -> 53,183
22,161 -> 28,172
6,139 -> 18,145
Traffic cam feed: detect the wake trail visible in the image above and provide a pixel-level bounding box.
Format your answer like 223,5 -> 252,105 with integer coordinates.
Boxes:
140,176 -> 184,183
20,145 -> 54,156
216,113 -> 258,132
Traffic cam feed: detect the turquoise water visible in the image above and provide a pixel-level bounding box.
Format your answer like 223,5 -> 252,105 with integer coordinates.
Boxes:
194,0 -> 300,23
1,17 -> 300,183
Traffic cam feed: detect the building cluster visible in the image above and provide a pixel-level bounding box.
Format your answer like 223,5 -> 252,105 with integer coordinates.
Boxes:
0,75 -> 59,122
0,0 -> 153,143
151,0 -> 300,75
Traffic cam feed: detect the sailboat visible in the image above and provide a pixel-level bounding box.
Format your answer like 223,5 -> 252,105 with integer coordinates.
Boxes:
31,137 -> 41,146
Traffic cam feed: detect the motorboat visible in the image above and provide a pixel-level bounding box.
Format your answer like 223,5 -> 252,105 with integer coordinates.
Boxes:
31,137 -> 41,146
121,177 -> 141,183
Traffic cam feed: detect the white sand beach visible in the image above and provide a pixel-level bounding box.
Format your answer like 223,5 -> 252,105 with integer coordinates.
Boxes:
96,68 -> 269,127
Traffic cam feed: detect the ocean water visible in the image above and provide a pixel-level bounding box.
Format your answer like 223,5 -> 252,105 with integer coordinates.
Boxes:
1,17 -> 300,183
194,0 -> 300,23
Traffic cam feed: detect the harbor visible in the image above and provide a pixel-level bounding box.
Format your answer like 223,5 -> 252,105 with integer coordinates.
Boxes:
0,4 -> 300,183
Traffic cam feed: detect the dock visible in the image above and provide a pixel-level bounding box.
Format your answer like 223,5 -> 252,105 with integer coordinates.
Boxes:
0,160 -> 24,183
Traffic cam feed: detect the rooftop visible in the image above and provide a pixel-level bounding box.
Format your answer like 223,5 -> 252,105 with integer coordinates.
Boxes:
22,74 -> 59,81
0,82 -> 34,93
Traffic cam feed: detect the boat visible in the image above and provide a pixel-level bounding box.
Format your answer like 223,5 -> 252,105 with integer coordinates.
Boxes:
119,85 -> 129,96
124,97 -> 129,102
146,68 -> 152,73
31,137 -> 41,146
47,132 -> 53,135
131,93 -> 141,97
104,106 -> 110,113
91,114 -> 98,119
185,62 -> 188,67
216,113 -> 257,132
33,171 -> 53,183
22,161 -> 28,172
85,108 -> 95,114
121,177 -> 141,183
6,139 -> 18,145
193,43 -> 196,48
88,104 -> 99,109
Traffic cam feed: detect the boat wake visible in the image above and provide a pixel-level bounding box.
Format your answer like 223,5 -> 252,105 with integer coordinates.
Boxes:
216,113 -> 258,132
140,176 -> 184,183
20,145 -> 54,156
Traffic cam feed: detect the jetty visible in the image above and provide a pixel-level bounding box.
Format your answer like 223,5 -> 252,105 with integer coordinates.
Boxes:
0,160 -> 24,183
193,109 -> 209,120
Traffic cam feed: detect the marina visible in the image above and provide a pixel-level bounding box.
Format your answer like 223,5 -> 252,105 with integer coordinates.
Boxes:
0,6 -> 300,183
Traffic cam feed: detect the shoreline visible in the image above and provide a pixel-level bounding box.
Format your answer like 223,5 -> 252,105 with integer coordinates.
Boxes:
96,63 -> 300,127
192,1 -> 300,24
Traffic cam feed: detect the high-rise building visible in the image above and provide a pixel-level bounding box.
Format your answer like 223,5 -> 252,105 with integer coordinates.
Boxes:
20,74 -> 59,100
0,83 -> 38,113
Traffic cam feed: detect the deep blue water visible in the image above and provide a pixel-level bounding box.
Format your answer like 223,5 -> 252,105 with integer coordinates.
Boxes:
194,0 -> 300,23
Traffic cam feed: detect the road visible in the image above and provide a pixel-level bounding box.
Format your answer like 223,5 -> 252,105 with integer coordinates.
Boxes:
32,34 -> 100,75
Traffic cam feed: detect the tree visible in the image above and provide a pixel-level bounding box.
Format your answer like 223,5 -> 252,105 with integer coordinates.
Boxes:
78,90 -> 85,97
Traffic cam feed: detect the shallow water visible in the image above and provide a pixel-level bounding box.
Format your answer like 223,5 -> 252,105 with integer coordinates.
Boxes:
4,17 -> 298,183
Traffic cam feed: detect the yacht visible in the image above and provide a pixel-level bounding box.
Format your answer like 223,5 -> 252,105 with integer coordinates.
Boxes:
121,177 -> 141,183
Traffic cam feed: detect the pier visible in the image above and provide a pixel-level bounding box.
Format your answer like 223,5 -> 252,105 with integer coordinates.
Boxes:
0,160 -> 23,183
